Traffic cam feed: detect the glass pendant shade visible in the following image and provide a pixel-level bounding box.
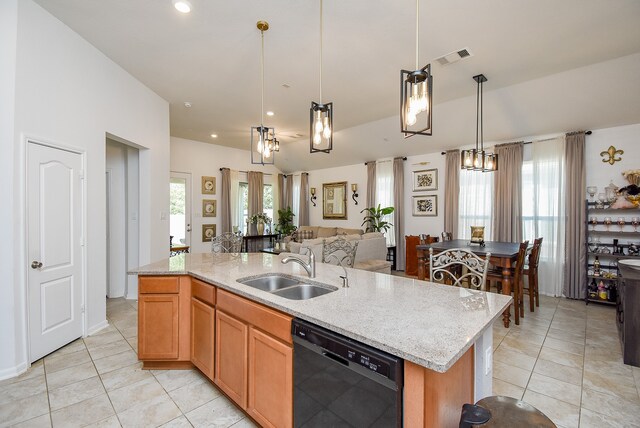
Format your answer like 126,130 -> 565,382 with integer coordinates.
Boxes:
401,65 -> 433,137
460,74 -> 497,172
251,125 -> 275,165
310,102 -> 333,153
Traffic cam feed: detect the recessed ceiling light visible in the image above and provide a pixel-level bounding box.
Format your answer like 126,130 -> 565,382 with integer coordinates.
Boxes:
184,101 -> 192,108
266,111 -> 274,116
210,134 -> 218,138
172,0 -> 192,13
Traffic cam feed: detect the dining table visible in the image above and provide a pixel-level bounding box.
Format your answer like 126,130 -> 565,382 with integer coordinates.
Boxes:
416,239 -> 522,328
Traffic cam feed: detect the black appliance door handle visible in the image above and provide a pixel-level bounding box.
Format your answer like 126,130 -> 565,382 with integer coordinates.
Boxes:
322,351 -> 349,367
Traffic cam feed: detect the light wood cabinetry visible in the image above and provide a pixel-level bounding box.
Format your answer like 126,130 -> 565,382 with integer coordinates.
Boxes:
214,310 -> 249,407
191,297 -> 215,380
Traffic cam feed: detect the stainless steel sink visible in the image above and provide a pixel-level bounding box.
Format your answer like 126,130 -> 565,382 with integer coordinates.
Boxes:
271,284 -> 335,300
237,275 -> 336,300
239,275 -> 302,292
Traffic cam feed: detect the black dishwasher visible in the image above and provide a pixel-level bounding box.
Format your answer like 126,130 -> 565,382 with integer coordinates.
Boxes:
292,319 -> 403,427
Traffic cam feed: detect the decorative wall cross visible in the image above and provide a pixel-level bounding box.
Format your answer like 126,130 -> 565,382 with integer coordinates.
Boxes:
600,146 -> 623,165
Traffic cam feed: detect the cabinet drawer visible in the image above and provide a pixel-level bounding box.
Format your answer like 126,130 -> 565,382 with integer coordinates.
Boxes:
139,276 -> 180,294
217,289 -> 293,345
192,278 -> 216,306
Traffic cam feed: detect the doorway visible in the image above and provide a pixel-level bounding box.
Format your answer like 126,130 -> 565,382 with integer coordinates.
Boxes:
170,172 -> 192,248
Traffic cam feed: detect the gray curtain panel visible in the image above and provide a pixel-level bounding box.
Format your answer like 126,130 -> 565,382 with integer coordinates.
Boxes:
444,150 -> 460,239
299,173 -> 310,226
247,171 -> 263,235
277,173 -> 286,212
393,157 -> 405,270
220,168 -> 231,234
366,161 -> 376,208
563,132 -> 587,299
285,175 -> 293,210
492,142 -> 524,243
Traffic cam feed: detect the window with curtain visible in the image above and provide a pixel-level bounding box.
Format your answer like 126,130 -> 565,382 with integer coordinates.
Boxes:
376,161 -> 395,246
238,182 -> 273,234
291,175 -> 301,227
458,169 -> 494,240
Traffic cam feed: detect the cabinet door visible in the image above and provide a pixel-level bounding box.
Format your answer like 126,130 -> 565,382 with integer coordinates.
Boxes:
191,298 -> 215,380
215,310 -> 248,408
138,294 -> 179,359
247,327 -> 293,428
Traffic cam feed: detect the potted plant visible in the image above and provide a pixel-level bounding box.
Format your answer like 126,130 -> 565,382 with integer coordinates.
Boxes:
275,206 -> 296,237
361,204 -> 395,233
249,212 -> 272,235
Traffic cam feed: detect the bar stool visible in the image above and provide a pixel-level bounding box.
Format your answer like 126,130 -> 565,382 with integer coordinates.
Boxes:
460,396 -> 556,427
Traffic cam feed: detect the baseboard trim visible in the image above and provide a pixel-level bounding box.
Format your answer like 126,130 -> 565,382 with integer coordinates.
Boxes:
0,360 -> 29,382
86,320 -> 109,336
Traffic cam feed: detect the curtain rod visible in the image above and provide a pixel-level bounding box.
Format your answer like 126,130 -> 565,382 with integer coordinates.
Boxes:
219,168 -> 273,176
364,157 -> 407,165
440,130 -> 592,154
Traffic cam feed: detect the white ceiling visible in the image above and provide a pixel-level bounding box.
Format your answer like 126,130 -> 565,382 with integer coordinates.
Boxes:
34,0 -> 640,172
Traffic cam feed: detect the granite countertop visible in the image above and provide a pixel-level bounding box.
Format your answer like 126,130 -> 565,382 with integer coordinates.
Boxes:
131,252 -> 512,373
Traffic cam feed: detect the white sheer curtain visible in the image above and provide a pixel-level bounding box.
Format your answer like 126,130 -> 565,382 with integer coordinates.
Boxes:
376,160 -> 395,246
458,169 -> 494,240
291,175 -> 301,227
229,170 -> 242,233
525,136 -> 566,296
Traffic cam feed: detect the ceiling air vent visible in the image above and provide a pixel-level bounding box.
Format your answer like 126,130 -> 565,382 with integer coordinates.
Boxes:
435,48 -> 473,66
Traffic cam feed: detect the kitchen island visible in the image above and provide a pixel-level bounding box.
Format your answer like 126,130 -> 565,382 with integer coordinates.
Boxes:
132,252 -> 512,427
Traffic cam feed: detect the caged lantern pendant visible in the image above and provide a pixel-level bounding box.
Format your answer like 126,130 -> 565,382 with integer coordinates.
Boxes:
461,74 -> 497,172
310,0 -> 333,153
251,21 -> 276,165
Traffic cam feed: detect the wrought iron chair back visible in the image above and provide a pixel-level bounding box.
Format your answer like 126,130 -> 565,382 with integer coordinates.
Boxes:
429,247 -> 491,289
211,232 -> 243,253
322,238 -> 358,268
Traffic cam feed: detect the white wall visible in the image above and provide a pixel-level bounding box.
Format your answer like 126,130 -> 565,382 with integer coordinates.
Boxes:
1,0 -> 170,379
585,123 -> 640,191
403,152 -> 447,237
126,147 -> 140,300
170,137 -> 282,254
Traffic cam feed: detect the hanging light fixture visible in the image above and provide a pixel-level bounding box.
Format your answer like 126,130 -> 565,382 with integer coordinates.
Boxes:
251,21 -> 276,165
310,0 -> 333,153
400,0 -> 433,137
461,74 -> 498,172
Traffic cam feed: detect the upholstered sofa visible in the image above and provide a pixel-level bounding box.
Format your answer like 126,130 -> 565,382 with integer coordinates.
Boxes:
283,227 -> 392,274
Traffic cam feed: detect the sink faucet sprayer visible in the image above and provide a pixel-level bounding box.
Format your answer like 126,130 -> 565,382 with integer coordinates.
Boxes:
281,248 -> 316,278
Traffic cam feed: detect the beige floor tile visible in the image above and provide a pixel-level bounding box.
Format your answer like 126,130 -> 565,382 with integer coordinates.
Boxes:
526,372 -> 582,406
0,362 -> 44,387
186,396 -> 245,428
538,347 -> 584,369
44,348 -> 92,374
93,350 -> 138,375
0,392 -> 49,427
83,414 -> 122,427
117,393 -> 182,428
229,418 -> 259,428
108,377 -> 166,413
11,413 -> 52,428
543,337 -> 585,356
50,393 -> 115,428
583,367 -> 640,404
522,390 -> 579,428
125,337 -> 138,353
533,358 -> 582,387
117,325 -> 138,340
546,327 -> 585,344
492,361 -> 531,388
159,416 -> 194,428
494,347 -> 537,371
90,324 -> 119,337
491,378 -> 524,400
48,376 -> 106,411
581,387 -> 640,422
168,378 -> 221,413
584,358 -> 632,380
0,375 -> 47,405
499,336 -> 542,358
579,407 -> 640,428
87,339 -> 133,361
45,361 -> 97,390
100,362 -> 151,391
45,339 -> 87,359
504,329 -> 546,346
153,369 -> 205,392
84,331 -> 125,349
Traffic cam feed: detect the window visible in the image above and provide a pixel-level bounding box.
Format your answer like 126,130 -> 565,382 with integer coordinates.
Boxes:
238,182 -> 273,234
291,175 -> 301,227
376,161 -> 395,246
458,169 -> 494,240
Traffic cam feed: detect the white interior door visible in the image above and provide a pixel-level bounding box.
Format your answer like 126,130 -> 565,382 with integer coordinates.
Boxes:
27,141 -> 84,362
170,172 -> 192,247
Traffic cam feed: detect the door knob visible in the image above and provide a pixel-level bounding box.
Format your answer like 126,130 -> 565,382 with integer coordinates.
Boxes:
31,261 -> 43,269
186,223 -> 192,232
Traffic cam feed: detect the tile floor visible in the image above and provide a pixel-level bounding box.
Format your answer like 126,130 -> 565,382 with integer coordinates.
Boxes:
1,296 -> 639,427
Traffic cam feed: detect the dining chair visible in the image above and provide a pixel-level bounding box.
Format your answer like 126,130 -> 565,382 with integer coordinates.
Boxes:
441,231 -> 453,241
322,238 -> 358,268
429,247 -> 491,289
211,232 -> 243,253
523,237 -> 543,312
487,240 -> 529,325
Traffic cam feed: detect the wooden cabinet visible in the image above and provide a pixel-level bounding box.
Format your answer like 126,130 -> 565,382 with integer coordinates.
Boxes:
138,276 -> 191,366
215,310 -> 249,407
191,297 -> 215,380
248,328 -> 293,428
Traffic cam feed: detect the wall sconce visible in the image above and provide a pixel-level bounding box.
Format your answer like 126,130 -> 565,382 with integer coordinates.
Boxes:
310,187 -> 317,207
351,183 -> 359,205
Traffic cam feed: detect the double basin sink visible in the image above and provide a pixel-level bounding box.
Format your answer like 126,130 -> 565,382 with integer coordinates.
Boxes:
238,274 -> 337,300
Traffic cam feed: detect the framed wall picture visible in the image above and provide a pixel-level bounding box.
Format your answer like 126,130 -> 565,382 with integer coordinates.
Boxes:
202,224 -> 216,242
202,199 -> 217,217
323,181 -> 347,220
202,176 -> 216,195
412,195 -> 438,216
412,168 -> 438,191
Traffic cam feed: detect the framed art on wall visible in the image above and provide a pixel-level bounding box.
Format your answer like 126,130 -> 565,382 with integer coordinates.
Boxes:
202,224 -> 216,242
412,169 -> 438,191
202,199 -> 217,217
323,181 -> 347,220
412,195 -> 437,216
202,176 -> 216,194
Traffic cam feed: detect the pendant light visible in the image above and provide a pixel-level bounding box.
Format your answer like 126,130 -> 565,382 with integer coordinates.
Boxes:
400,0 -> 433,137
251,21 -> 276,165
310,0 -> 333,153
461,74 -> 498,172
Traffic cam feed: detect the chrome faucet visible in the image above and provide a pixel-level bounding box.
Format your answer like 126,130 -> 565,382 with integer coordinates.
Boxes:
281,248 -> 316,278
